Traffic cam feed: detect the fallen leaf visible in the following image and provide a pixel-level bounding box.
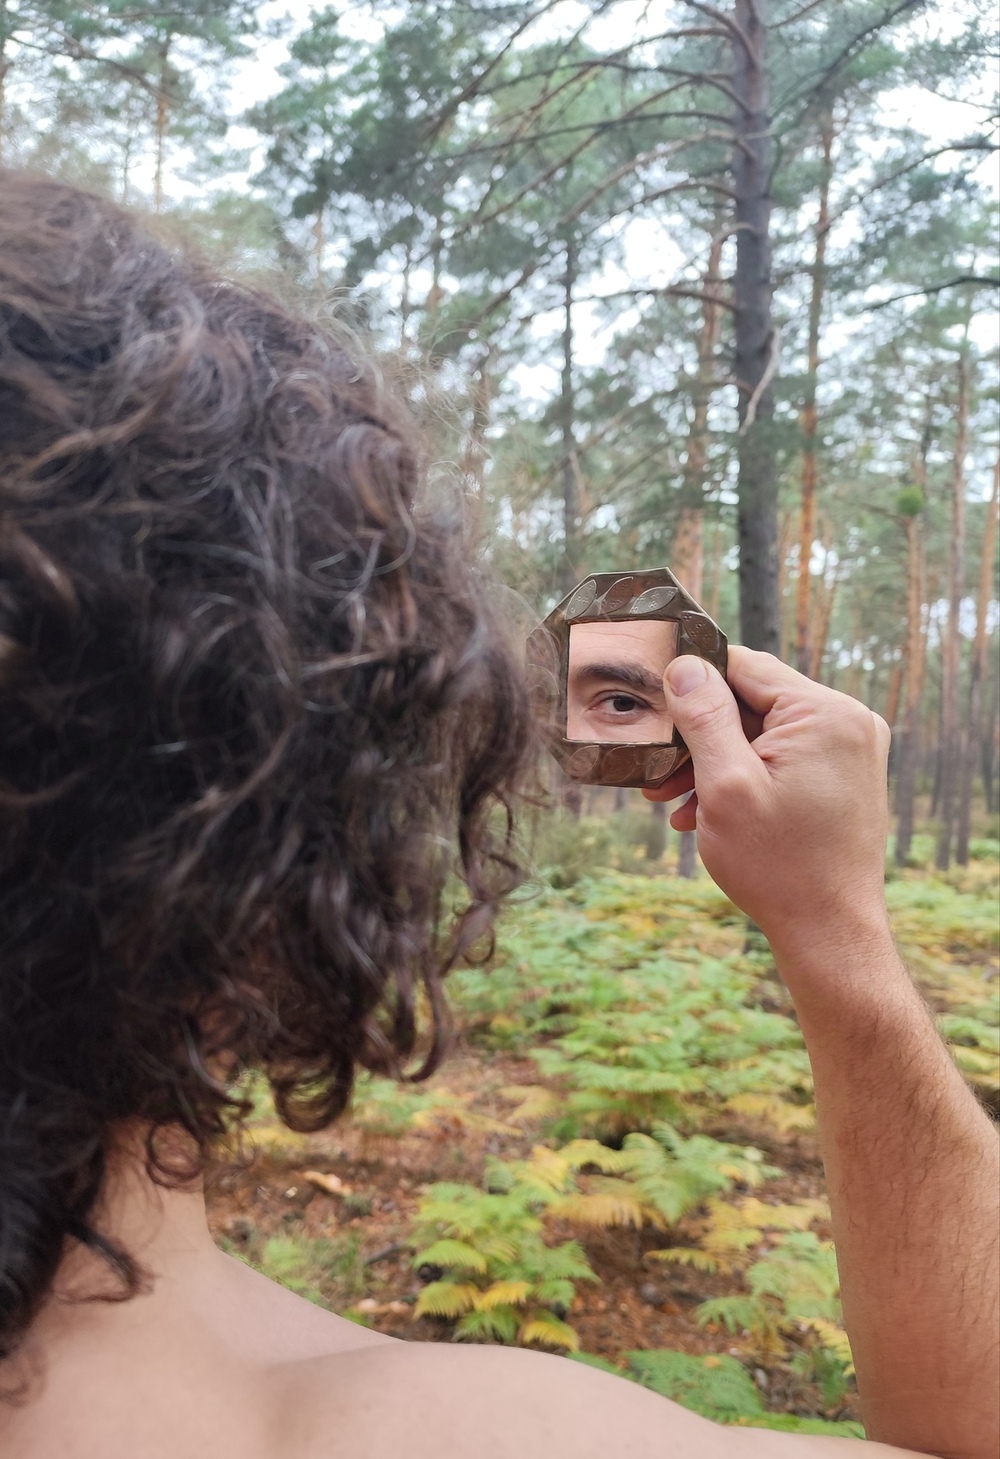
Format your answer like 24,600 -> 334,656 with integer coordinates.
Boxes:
304,1170 -> 348,1196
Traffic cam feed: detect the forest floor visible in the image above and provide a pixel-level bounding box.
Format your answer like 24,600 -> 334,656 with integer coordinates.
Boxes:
206,830 -> 999,1434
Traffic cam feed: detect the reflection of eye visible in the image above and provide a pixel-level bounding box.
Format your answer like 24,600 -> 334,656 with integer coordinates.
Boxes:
608,694 -> 648,715
595,692 -> 653,718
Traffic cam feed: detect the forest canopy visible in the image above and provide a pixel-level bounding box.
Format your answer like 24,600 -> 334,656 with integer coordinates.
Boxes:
2,0 -> 998,866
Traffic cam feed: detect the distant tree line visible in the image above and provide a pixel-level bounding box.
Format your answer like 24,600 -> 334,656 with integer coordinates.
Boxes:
3,0 -> 998,865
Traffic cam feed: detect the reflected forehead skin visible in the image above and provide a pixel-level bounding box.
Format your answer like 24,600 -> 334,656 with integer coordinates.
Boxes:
568,619 -> 678,674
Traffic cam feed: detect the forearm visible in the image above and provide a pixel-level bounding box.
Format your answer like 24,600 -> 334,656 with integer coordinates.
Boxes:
772,919 -> 999,1459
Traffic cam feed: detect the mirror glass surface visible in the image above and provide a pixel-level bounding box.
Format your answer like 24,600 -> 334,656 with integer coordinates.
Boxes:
566,619 -> 679,744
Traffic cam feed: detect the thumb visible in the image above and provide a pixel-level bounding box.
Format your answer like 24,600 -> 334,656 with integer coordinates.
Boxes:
664,655 -> 761,791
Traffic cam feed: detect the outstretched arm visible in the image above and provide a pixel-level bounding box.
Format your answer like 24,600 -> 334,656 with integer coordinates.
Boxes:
645,648 -> 999,1459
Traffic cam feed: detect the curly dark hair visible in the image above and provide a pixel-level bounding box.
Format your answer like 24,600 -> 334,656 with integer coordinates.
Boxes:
0,171 -> 532,1363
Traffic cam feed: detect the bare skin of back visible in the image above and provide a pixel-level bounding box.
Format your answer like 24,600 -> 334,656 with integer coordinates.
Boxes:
0,1183 -> 918,1459
1,651 -> 996,1459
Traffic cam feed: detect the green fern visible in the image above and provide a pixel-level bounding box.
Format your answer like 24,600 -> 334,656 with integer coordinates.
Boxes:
625,1350 -> 764,1421
649,1195 -> 829,1276
409,1177 -> 597,1351
569,1348 -> 863,1435
696,1231 -> 852,1376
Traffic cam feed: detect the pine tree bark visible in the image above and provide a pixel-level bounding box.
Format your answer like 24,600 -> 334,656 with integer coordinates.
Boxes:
935,346 -> 970,870
675,228 -> 724,879
707,515 -> 723,623
983,662 -> 998,817
560,238 -> 582,819
153,35 -> 172,214
560,235 -> 580,595
0,19 -> 9,167
459,351 -> 493,494
795,113 -> 834,676
648,799 -> 668,863
894,511 -> 927,867
956,457 -> 999,862
810,531 -> 838,681
731,0 -> 779,653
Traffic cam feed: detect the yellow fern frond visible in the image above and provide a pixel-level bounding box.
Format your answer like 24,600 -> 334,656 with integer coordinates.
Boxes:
498,1085 -> 561,1124
413,1282 -> 480,1320
247,1124 -> 311,1158
474,1280 -> 533,1310
556,1139 -> 633,1175
725,1094 -> 817,1134
410,1099 -> 517,1138
548,1190 -> 656,1229
646,1246 -> 720,1273
523,1145 -> 574,1190
800,1317 -> 855,1373
736,1197 -> 829,1232
952,1046 -> 1000,1078
519,1316 -> 581,1351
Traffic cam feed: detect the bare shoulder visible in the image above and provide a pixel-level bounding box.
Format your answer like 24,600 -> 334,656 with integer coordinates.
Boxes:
268,1341 -> 928,1459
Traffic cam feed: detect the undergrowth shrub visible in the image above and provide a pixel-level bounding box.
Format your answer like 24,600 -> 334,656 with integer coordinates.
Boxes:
693,1230 -> 852,1403
407,1126 -> 773,1349
453,875 -> 813,1139
569,1350 -> 863,1436
410,1181 -> 597,1350
222,1231 -> 367,1310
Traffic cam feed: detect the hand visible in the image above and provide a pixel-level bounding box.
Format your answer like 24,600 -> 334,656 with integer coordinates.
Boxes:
644,648 -> 893,972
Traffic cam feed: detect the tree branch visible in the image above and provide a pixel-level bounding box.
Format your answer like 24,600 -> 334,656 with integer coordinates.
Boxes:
682,0 -> 754,60
867,276 -> 1000,311
579,284 -> 738,314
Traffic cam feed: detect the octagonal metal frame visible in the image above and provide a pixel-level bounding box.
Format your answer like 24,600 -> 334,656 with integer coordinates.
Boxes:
526,567 -> 728,788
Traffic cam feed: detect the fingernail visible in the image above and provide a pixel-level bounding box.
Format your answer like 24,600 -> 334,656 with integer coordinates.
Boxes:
666,655 -> 709,696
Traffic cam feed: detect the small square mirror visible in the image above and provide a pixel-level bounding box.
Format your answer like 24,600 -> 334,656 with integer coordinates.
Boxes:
527,568 -> 727,787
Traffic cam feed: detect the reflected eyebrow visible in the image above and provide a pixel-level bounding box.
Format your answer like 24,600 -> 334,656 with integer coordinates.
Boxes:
569,661 -> 664,694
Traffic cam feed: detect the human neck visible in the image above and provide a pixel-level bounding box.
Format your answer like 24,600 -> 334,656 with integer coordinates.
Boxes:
49,1124 -> 219,1309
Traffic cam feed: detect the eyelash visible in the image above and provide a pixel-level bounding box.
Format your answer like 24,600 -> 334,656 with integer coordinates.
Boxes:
596,692 -> 652,715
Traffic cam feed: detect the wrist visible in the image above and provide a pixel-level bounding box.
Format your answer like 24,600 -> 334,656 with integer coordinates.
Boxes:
764,901 -> 908,1018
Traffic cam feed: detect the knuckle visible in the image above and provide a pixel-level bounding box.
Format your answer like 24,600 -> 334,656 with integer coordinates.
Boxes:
707,767 -> 753,806
681,694 -> 727,737
872,712 -> 892,755
831,699 -> 880,753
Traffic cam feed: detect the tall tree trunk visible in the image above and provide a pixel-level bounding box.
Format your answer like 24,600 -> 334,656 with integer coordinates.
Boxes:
935,345 -> 970,870
560,238 -> 583,818
777,508 -> 795,661
956,457 -> 999,862
459,351 -> 493,494
983,655 -> 998,817
560,234 -> 580,594
707,515 -> 724,623
153,36 -> 172,214
674,228 -> 724,599
648,799 -> 668,862
732,0 -> 779,653
0,17 -> 9,167
884,662 -> 904,730
675,229 -> 724,879
894,408 -> 932,866
312,209 -> 325,288
795,112 -> 834,676
895,512 -> 927,866
810,531 -> 837,680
